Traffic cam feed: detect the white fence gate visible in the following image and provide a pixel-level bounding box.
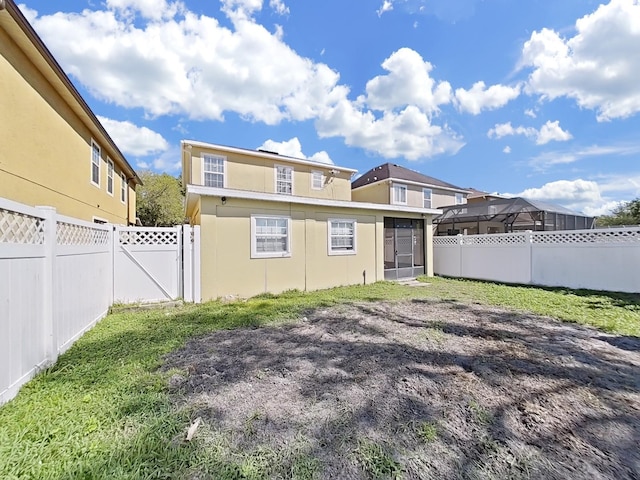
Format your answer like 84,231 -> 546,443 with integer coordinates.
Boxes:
0,197 -> 200,405
433,228 -> 640,293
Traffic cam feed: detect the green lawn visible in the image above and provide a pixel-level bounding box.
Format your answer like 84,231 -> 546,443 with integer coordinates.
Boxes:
0,278 -> 638,479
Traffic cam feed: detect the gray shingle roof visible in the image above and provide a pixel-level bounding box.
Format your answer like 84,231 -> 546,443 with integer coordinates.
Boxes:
351,163 -> 468,191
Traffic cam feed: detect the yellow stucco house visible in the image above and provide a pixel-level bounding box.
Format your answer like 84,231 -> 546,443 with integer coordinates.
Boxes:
0,0 -> 141,224
182,140 -> 442,299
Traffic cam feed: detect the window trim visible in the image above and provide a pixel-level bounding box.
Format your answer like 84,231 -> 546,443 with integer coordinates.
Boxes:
275,164 -> 294,195
106,158 -> 114,195
250,215 -> 292,259
90,140 -> 101,187
120,172 -> 127,204
327,218 -> 357,256
392,183 -> 407,205
202,153 -> 226,188
311,170 -> 324,190
423,188 -> 432,209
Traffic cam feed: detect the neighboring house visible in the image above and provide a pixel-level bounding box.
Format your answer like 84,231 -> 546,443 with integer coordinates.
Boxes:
0,0 -> 141,224
182,141 -> 442,299
351,163 -> 471,209
465,188 -> 505,204
434,197 -> 595,235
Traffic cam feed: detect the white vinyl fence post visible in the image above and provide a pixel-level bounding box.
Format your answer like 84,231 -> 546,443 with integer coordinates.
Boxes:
38,206 -> 58,365
193,225 -> 201,303
182,225 -> 193,302
526,230 -> 533,285
457,233 -> 464,278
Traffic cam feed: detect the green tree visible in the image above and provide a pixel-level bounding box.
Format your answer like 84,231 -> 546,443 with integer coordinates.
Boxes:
136,171 -> 184,226
596,198 -> 640,227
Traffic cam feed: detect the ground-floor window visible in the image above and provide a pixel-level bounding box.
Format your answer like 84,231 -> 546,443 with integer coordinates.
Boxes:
328,219 -> 356,255
251,215 -> 291,258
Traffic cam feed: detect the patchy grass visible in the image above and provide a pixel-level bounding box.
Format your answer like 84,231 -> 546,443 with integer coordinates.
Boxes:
0,278 -> 639,479
419,276 -> 640,337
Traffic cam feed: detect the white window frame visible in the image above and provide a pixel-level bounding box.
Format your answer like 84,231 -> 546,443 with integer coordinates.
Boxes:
423,188 -> 432,209
311,170 -> 324,190
328,218 -> 357,256
455,193 -> 464,205
91,140 -> 100,187
120,172 -> 127,204
251,215 -> 292,258
107,158 -> 114,195
392,183 -> 407,205
202,154 -> 226,188
275,165 -> 294,195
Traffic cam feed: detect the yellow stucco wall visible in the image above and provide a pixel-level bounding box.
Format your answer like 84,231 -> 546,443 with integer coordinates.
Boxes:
0,21 -> 135,224
198,196 -> 427,299
185,145 -> 353,201
353,182 -> 464,209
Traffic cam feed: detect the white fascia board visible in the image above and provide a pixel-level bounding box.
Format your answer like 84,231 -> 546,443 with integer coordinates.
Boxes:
187,185 -> 442,216
181,140 -> 358,174
353,177 -> 471,194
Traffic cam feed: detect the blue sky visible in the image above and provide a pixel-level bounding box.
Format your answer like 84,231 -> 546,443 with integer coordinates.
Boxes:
18,0 -> 640,215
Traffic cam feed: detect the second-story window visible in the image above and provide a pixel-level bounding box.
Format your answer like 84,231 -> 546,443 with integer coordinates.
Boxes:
455,193 -> 464,205
107,159 -> 114,195
203,154 -> 225,188
91,141 -> 100,186
392,183 -> 407,205
120,172 -> 127,203
423,188 -> 432,208
276,165 -> 293,195
311,170 -> 323,190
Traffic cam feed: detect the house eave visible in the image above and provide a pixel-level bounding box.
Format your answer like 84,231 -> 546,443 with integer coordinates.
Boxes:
186,185 -> 442,216
353,177 -> 472,195
182,140 -> 358,174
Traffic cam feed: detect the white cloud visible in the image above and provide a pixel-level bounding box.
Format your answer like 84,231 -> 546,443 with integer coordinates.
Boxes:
487,120 -> 571,145
315,48 -> 463,160
503,146 -> 511,154
377,0 -> 394,17
257,137 -> 334,164
97,116 -> 169,156
454,81 -> 520,115
524,109 -> 536,118
528,144 -> 640,170
363,48 -> 452,114
507,175 -> 640,217
520,0 -> 640,121
269,0 -> 289,16
26,6 -> 464,160
536,120 -> 573,145
104,0 -> 184,21
137,146 -> 182,172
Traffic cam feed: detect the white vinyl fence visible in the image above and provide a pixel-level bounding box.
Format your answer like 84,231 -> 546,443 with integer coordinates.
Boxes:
0,197 -> 200,404
433,228 -> 640,293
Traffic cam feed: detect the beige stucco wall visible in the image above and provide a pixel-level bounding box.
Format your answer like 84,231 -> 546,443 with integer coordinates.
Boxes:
185,145 -> 353,201
351,182 -> 390,204
0,24 -> 135,224
353,182 -> 465,209
197,196 -> 429,299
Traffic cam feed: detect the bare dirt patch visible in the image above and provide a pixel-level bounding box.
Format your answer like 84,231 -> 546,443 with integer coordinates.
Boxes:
163,300 -> 640,479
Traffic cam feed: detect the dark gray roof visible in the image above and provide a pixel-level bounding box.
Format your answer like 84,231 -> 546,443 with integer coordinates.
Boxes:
351,163 -> 468,191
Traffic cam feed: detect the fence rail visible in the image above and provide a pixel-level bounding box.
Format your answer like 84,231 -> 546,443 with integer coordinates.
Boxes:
0,197 -> 200,405
433,228 -> 640,293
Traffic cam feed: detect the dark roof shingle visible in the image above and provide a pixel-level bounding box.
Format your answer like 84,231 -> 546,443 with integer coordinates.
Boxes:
351,163 -> 467,191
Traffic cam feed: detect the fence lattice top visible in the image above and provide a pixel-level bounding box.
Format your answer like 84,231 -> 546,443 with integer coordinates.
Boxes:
433,236 -> 459,246
463,235 -> 527,246
0,209 -> 45,244
57,222 -> 110,246
531,229 -> 640,245
119,229 -> 179,245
